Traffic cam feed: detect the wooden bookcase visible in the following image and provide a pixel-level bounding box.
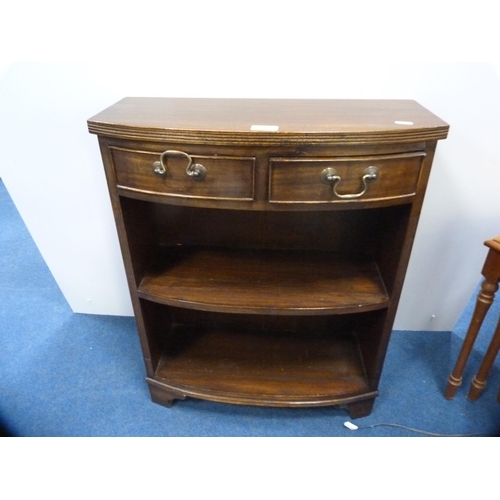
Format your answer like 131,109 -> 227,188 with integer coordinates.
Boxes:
88,98 -> 448,418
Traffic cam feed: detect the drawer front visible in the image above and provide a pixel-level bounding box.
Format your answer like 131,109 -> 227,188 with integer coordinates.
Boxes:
269,152 -> 425,204
110,146 -> 256,201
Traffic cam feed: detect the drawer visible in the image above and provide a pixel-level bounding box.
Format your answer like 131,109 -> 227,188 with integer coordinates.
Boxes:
110,146 -> 256,201
269,152 -> 425,204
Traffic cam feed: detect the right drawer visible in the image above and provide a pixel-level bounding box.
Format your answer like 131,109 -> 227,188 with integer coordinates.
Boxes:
268,152 -> 425,204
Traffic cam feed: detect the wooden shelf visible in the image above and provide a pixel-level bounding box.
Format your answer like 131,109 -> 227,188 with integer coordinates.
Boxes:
152,325 -> 372,406
138,247 -> 389,315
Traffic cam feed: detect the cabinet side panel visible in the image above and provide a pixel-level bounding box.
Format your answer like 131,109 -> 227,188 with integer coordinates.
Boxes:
359,141 -> 438,388
97,137 -> 158,376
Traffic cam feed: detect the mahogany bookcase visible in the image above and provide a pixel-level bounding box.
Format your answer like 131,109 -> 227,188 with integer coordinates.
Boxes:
88,98 -> 448,418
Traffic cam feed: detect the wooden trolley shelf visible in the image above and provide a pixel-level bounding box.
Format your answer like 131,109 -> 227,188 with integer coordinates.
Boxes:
138,247 -> 390,315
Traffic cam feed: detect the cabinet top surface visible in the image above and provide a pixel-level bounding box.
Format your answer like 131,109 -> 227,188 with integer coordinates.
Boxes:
88,97 -> 449,144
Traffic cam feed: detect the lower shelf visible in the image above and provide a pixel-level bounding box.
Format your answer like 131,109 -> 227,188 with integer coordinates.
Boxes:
150,324 -> 373,407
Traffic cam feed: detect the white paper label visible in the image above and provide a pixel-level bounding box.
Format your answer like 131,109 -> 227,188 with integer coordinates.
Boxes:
344,421 -> 359,430
250,124 -> 279,132
394,120 -> 414,125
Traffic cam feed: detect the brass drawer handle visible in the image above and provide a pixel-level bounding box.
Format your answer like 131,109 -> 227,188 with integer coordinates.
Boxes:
321,166 -> 379,199
152,150 -> 206,181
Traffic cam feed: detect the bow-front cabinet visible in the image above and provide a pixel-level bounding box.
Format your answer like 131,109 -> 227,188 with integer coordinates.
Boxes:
88,98 -> 448,418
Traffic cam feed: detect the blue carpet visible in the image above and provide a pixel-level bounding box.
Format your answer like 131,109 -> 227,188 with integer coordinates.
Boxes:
1,178 -> 500,437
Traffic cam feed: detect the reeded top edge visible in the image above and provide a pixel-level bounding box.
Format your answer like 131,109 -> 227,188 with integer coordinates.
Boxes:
88,97 -> 449,144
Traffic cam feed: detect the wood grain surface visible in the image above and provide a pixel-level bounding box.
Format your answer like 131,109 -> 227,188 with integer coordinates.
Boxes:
138,247 -> 389,315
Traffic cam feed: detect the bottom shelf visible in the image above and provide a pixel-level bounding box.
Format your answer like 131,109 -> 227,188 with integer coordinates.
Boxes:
150,324 -> 374,407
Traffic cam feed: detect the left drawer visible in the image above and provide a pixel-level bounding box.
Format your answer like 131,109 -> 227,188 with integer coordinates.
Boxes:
110,146 -> 256,201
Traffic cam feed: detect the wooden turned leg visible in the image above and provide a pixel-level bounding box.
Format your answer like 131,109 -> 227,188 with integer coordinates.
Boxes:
468,314 -> 500,401
445,276 -> 499,399
345,398 -> 375,419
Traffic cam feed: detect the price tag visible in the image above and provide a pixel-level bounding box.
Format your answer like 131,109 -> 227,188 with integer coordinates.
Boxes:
250,125 -> 279,132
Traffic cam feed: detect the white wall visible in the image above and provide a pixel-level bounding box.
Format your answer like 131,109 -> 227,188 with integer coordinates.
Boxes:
1,6 -> 499,330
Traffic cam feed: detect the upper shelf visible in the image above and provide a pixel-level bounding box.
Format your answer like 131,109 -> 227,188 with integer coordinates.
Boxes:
137,247 -> 389,316
88,98 -> 449,145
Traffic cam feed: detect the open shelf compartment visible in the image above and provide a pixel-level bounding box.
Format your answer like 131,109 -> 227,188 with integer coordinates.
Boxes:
138,246 -> 389,315
149,317 -> 375,406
